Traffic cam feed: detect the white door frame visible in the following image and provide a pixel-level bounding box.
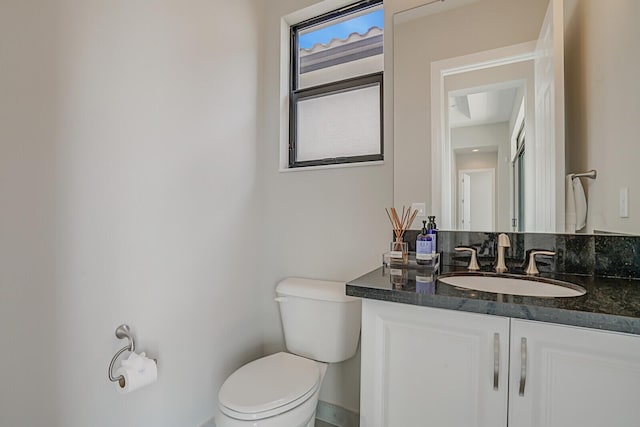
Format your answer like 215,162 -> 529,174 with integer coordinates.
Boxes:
431,41 -> 537,230
533,0 -> 566,232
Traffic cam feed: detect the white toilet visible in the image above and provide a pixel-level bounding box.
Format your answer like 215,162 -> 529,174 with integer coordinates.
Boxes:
215,277 -> 362,427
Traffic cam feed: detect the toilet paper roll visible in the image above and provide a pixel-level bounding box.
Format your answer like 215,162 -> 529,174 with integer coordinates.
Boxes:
115,351 -> 158,394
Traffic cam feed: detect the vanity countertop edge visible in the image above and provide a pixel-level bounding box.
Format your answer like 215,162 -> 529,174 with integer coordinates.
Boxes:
347,267 -> 640,336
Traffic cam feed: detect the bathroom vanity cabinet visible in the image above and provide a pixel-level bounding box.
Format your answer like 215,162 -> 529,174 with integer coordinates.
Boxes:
360,299 -> 640,427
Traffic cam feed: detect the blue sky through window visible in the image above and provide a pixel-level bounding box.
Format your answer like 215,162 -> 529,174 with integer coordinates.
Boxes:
299,9 -> 383,50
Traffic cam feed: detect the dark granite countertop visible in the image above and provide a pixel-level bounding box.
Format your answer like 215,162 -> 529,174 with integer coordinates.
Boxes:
347,266 -> 640,335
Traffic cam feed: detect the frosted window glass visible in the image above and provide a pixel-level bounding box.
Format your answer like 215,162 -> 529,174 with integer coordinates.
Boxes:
296,85 -> 380,162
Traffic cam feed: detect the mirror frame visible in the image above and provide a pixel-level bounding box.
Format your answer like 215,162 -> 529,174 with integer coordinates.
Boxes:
430,41 -> 538,230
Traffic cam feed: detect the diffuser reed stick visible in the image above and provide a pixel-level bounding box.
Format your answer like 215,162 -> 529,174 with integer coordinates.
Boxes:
385,206 -> 418,241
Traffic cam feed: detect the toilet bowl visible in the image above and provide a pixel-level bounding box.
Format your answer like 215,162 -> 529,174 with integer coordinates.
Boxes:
214,278 -> 361,427
215,353 -> 328,427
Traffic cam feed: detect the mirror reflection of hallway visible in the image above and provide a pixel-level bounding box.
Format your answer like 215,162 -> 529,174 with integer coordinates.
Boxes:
458,168 -> 495,231
448,79 -> 526,232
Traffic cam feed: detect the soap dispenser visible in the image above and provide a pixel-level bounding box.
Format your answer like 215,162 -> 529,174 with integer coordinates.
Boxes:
427,216 -> 438,254
416,220 -> 432,264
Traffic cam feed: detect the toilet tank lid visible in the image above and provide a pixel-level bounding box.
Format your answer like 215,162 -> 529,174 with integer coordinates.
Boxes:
276,277 -> 359,303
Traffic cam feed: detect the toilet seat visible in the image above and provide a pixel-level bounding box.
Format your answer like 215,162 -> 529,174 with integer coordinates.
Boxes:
218,352 -> 321,421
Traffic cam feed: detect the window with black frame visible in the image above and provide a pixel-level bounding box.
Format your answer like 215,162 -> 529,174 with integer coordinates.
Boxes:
289,0 -> 384,168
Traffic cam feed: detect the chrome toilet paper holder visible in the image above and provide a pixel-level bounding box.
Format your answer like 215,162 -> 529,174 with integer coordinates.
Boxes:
108,324 -> 156,387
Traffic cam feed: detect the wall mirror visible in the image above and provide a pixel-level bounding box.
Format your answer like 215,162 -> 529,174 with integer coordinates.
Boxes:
392,0 -> 639,235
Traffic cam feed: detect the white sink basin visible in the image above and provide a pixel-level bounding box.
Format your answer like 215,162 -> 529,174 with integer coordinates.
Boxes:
438,274 -> 586,297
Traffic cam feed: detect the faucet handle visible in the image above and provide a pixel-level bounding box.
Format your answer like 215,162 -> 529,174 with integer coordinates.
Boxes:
498,233 -> 511,247
524,250 -> 556,275
455,247 -> 480,271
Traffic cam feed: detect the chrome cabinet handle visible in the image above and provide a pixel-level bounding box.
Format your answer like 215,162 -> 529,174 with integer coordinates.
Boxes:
493,333 -> 500,390
519,337 -> 527,396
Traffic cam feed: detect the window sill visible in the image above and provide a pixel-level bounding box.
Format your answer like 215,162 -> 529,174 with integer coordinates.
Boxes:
279,160 -> 384,173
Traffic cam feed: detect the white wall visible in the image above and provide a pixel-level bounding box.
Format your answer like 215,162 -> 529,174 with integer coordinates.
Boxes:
0,1 -> 59,424
393,0 -> 548,223
258,0 -> 393,414
456,152 -> 498,171
564,0 -> 640,234
1,1 -> 263,426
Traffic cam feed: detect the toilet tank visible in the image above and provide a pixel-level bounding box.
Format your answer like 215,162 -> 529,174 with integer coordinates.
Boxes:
276,277 -> 361,363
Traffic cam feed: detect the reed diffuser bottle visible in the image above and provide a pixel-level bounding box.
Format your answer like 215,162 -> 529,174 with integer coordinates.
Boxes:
385,206 -> 418,265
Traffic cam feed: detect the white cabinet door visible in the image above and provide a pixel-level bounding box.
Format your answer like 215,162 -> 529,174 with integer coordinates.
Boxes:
509,319 -> 640,427
360,300 -> 509,427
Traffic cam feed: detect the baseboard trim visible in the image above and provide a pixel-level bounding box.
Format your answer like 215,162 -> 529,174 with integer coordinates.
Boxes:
316,401 -> 360,427
200,401 -> 359,427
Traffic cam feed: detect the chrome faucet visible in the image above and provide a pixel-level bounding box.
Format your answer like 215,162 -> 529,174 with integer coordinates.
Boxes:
495,233 -> 510,273
455,247 -> 480,271
524,250 -> 556,275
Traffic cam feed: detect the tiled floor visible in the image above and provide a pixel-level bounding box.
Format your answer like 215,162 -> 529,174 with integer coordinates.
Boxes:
315,420 -> 337,427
